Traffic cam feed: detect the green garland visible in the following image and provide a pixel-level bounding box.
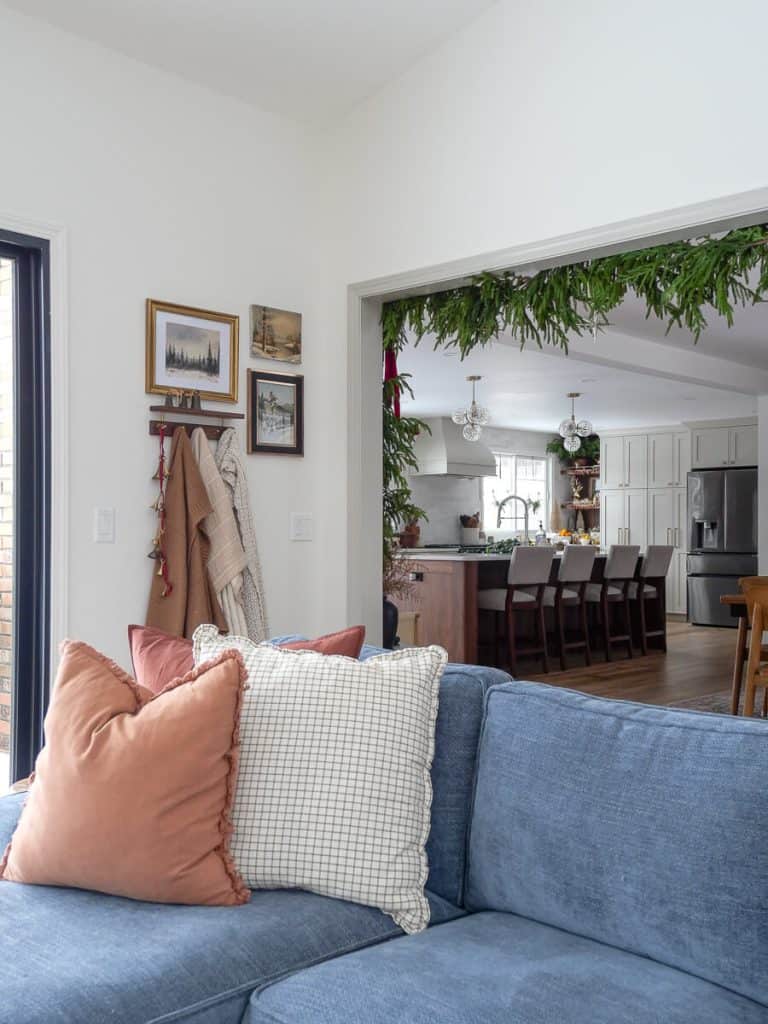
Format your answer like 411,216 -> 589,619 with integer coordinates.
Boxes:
381,224 -> 768,567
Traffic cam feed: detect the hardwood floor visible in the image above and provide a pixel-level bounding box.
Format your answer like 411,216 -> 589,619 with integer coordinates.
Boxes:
524,620 -> 736,707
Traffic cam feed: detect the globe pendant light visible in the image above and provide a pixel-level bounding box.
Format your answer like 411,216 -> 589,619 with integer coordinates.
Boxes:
558,392 -> 593,453
452,375 -> 490,441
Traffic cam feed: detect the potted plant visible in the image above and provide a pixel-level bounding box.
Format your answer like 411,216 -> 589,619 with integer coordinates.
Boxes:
546,434 -> 600,467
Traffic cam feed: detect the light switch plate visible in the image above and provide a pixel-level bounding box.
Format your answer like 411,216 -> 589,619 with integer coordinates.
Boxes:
93,507 -> 116,544
290,513 -> 314,542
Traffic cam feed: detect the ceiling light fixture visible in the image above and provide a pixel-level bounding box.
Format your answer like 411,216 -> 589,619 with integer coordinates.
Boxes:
558,392 -> 593,453
452,375 -> 490,442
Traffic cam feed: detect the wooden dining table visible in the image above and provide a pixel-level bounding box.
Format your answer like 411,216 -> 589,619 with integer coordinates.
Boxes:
720,593 -> 747,715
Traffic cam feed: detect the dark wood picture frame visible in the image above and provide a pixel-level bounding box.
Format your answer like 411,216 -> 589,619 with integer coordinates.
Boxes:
247,369 -> 304,456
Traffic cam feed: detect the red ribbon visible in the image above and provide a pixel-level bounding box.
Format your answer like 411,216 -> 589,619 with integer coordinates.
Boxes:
383,349 -> 401,419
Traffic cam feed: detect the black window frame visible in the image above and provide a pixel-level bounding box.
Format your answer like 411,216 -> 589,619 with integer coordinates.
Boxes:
0,229 -> 51,781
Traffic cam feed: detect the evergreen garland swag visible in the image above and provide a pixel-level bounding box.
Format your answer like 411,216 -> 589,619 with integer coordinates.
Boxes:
380,224 -> 768,567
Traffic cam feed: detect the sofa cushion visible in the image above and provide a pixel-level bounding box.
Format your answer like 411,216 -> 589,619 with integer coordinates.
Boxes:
2,641 -> 249,907
0,792 -> 462,1024
360,645 -> 511,907
466,681 -> 768,1006
246,912 -> 767,1024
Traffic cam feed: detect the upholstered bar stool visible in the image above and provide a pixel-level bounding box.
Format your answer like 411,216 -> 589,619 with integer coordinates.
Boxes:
629,545 -> 674,655
478,546 -> 555,675
543,545 -> 597,671
585,544 -> 640,661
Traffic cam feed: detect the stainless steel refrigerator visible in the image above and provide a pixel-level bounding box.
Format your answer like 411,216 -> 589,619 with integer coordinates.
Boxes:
687,467 -> 757,627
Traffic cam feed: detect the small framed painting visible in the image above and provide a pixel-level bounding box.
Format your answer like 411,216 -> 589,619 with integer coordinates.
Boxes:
250,304 -> 302,363
247,369 -> 304,456
146,299 -> 239,403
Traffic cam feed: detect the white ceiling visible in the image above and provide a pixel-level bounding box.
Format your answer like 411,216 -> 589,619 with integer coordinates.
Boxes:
399,337 -> 757,433
606,291 -> 768,369
3,0 -> 497,121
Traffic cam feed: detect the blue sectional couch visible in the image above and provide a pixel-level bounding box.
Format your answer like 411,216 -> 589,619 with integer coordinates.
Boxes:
2,649 -> 767,1023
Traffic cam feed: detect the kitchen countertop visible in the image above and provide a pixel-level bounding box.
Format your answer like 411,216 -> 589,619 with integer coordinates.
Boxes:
397,547 -> 605,562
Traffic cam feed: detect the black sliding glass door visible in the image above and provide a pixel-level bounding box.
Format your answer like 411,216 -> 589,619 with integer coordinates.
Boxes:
0,229 -> 51,786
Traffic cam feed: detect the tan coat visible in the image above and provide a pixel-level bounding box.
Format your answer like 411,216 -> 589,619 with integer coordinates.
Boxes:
146,428 -> 227,639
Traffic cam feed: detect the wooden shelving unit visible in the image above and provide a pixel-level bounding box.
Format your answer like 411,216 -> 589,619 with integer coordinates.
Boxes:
560,463 -> 600,528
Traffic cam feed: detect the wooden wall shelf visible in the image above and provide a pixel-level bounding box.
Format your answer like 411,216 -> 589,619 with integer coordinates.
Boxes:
561,465 -> 600,476
148,405 -> 244,420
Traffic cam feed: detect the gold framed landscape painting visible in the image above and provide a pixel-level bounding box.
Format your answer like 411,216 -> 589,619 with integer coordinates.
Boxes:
250,304 -> 302,364
146,299 -> 239,402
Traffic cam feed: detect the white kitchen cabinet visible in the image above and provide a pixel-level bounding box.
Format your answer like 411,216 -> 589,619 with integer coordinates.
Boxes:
600,434 -> 647,489
691,423 -> 757,468
648,431 -> 690,487
648,487 -> 687,613
624,436 -> 648,489
601,488 -> 647,550
666,549 -> 688,616
730,424 -> 758,467
600,435 -> 625,489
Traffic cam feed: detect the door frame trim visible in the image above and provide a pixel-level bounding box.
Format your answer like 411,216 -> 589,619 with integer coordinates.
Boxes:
0,212 -> 69,676
346,186 -> 768,643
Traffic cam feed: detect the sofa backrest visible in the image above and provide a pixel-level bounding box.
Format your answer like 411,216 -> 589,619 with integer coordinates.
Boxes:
465,681 -> 768,1007
360,644 -> 510,907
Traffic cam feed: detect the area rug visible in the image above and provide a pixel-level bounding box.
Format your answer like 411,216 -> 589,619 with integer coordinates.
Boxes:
667,690 -> 767,718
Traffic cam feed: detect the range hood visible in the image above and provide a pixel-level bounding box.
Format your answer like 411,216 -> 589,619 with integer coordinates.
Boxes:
412,418 -> 496,478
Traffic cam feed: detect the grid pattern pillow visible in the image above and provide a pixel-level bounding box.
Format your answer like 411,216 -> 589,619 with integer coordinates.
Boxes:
193,624 -> 447,933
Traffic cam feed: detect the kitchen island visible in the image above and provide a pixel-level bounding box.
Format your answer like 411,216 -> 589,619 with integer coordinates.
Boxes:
394,548 -> 617,664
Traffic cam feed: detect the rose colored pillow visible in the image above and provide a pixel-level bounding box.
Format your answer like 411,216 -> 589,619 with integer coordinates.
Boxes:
1,640 -> 249,907
128,623 -> 194,695
128,624 -> 366,694
279,626 -> 365,659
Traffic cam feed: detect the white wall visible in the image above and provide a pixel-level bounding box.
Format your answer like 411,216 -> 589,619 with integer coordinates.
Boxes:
317,0 -> 768,624
0,5 -> 336,665
6,0 -> 768,658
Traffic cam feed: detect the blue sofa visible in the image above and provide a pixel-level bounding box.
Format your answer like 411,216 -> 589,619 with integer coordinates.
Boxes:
2,652 -> 767,1023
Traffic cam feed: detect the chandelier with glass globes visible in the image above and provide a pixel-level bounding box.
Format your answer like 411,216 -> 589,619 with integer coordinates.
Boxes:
452,375 -> 490,441
558,392 -> 593,453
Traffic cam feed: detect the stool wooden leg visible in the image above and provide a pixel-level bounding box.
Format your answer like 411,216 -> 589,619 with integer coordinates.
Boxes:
762,687 -> 768,718
506,608 -> 517,678
601,593 -> 612,661
730,615 -> 748,715
580,596 -> 592,666
624,597 -> 634,660
638,594 -> 648,656
538,599 -> 549,674
555,597 -> 566,672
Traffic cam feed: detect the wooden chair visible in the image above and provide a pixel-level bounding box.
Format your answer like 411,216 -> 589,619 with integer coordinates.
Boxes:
543,545 -> 597,670
478,546 -> 555,676
629,545 -> 674,655
585,545 -> 640,661
736,576 -> 768,717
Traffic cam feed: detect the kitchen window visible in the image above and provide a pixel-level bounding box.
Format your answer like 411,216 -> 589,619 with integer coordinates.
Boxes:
482,453 -> 549,536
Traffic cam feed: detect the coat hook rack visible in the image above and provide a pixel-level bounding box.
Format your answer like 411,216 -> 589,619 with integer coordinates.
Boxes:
148,405 -> 245,442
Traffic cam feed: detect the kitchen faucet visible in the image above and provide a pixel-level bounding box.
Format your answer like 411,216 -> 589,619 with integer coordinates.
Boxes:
496,494 -> 530,544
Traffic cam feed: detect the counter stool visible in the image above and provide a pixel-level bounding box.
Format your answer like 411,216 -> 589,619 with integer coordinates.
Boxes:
543,545 -> 597,670
629,545 -> 674,654
478,546 -> 555,675
585,544 -> 640,661
736,576 -> 768,717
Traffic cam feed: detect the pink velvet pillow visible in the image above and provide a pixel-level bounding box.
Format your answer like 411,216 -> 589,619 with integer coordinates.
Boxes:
129,624 -> 366,695
1,641 -> 250,907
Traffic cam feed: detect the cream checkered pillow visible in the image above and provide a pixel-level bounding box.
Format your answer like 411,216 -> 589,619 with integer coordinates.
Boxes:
192,625 -> 447,933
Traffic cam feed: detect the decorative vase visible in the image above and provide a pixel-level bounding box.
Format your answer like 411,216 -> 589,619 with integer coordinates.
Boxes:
461,527 -> 481,545
382,596 -> 399,650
